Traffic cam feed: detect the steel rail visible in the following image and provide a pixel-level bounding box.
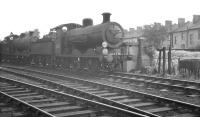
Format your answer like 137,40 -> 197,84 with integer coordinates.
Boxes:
1,65 -> 200,117
0,75 -> 148,117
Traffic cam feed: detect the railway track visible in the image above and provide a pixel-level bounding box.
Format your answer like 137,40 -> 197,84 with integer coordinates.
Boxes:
105,72 -> 200,97
0,75 -> 146,117
0,92 -> 26,117
0,65 -> 200,117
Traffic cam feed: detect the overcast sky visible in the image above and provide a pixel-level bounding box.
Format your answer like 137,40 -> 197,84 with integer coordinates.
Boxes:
0,0 -> 200,40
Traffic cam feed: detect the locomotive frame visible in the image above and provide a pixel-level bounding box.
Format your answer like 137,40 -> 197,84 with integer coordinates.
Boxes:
1,13 -> 131,72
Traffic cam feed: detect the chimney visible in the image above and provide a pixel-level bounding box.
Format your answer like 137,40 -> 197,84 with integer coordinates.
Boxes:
193,15 -> 200,24
136,26 -> 142,36
178,18 -> 185,27
165,20 -> 172,28
102,12 -> 111,23
137,26 -> 142,31
129,28 -> 135,32
144,25 -> 151,29
82,18 -> 93,27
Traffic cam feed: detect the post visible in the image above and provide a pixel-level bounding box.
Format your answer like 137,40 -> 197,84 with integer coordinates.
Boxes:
158,49 -> 161,73
163,47 -> 166,76
136,38 -> 142,70
51,40 -> 55,68
169,33 -> 173,48
168,46 -> 171,74
51,30 -> 56,68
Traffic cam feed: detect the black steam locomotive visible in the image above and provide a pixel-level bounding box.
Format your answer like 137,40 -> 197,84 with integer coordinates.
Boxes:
1,13 -> 130,72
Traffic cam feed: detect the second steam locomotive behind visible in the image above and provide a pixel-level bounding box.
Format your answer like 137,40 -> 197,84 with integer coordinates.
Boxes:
1,13 -> 130,72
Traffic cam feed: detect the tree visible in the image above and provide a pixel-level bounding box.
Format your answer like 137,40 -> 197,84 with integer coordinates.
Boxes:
142,23 -> 168,65
143,23 -> 167,49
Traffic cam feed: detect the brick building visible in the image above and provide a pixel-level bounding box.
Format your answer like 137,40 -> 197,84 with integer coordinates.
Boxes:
169,15 -> 200,49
